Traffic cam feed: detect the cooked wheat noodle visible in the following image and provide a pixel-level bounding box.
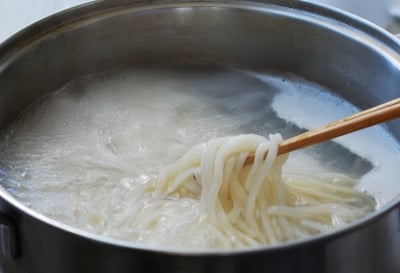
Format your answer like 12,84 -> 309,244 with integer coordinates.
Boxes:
153,133 -> 375,247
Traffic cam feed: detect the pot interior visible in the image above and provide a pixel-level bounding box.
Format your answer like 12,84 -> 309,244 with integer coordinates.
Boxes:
0,0 -> 399,250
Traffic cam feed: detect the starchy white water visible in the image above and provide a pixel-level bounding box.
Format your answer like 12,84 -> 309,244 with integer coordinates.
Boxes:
0,67 -> 398,248
249,72 -> 400,206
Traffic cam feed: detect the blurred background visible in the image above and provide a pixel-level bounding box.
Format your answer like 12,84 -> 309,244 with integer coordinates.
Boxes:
0,0 -> 400,43
0,0 -> 92,43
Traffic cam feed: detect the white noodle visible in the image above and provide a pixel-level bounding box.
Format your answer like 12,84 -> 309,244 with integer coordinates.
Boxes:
154,133 -> 376,247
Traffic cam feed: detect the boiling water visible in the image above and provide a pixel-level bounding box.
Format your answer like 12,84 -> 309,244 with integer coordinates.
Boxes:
0,67 -> 399,248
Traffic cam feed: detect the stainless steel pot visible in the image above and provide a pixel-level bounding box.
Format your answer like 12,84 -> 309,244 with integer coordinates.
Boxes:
0,1 -> 399,272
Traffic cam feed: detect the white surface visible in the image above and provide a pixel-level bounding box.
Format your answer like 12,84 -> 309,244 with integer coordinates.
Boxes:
305,0 -> 391,27
0,0 -> 92,43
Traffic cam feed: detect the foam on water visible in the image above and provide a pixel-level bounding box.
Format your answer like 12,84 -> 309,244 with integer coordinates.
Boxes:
0,67 -> 399,248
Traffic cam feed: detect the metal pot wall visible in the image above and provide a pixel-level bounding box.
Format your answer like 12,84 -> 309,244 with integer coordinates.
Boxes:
0,1 -> 399,272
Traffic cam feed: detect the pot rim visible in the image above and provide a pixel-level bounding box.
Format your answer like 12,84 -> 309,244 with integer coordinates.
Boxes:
0,0 -> 399,255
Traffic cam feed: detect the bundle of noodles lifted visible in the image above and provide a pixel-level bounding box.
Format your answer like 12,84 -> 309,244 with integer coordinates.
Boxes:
154,134 -> 375,248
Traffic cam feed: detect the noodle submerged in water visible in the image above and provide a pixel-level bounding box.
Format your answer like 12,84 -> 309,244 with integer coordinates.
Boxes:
0,67 -> 392,250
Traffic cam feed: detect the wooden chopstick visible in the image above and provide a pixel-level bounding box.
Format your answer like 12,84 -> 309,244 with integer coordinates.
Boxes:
244,97 -> 400,166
